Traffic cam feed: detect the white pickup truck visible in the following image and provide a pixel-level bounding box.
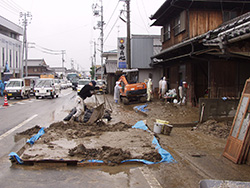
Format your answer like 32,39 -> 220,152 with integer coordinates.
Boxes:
5,78 -> 31,99
34,78 -> 60,99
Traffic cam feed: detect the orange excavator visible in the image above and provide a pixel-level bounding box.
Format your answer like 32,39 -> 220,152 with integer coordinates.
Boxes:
118,74 -> 147,104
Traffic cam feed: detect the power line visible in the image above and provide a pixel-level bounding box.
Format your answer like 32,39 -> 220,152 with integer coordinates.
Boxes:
135,0 -> 149,33
2,0 -> 20,12
29,43 -> 64,55
140,0 -> 151,27
8,0 -> 26,12
35,44 -> 63,53
104,1 -> 120,30
104,16 -> 119,43
0,3 -> 19,16
3,0 -> 26,12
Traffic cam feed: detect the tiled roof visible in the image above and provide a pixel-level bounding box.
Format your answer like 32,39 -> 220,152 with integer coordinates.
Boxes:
27,59 -> 47,66
203,12 -> 250,46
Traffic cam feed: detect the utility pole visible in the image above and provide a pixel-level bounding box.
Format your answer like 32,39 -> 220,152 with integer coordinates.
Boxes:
93,41 -> 96,79
92,0 -> 104,80
20,12 -> 32,78
100,0 -> 104,80
126,0 -> 131,69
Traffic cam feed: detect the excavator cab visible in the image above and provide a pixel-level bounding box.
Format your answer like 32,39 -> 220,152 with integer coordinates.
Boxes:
118,74 -> 147,105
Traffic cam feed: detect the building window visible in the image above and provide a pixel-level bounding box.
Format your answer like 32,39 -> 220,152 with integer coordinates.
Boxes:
223,11 -> 237,22
173,16 -> 181,36
163,23 -> 171,41
173,11 -> 186,36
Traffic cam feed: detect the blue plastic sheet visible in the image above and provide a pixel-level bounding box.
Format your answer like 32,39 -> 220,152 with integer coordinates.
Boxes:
8,152 -> 23,164
133,104 -> 149,113
27,127 -> 45,145
128,120 -> 176,164
10,121 -> 176,165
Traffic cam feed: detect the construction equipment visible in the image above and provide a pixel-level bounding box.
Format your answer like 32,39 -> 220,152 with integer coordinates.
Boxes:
118,75 -> 147,104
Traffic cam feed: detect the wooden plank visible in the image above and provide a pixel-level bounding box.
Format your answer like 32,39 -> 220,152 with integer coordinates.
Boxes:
223,78 -> 250,163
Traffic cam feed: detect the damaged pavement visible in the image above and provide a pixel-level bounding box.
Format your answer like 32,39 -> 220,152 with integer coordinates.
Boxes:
9,94 -> 250,187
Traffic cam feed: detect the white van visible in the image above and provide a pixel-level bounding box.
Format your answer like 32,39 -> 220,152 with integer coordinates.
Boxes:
5,78 -> 31,99
77,79 -> 90,93
34,78 -> 60,99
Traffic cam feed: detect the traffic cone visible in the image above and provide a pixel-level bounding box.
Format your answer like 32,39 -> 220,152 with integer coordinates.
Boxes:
3,95 -> 9,106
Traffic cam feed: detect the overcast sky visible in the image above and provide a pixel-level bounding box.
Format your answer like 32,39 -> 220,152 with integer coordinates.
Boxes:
1,0 -> 165,72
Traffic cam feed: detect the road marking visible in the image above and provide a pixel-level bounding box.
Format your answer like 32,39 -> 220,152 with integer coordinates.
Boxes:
139,166 -> 162,188
0,114 -> 38,141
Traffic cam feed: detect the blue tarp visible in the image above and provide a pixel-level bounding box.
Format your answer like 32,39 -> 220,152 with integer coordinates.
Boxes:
27,127 -> 45,145
133,104 -> 149,113
9,121 -> 176,165
9,152 -> 23,164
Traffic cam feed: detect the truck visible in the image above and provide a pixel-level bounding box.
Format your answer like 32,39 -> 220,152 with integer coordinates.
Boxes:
34,78 -> 60,99
118,75 -> 147,104
4,78 -> 31,100
24,76 -> 40,95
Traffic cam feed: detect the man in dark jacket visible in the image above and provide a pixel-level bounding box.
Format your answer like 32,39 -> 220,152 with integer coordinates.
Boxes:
78,80 -> 100,100
70,80 -> 101,122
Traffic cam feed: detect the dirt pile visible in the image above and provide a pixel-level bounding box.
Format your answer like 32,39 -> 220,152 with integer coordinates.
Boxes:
69,144 -> 132,165
195,119 -> 233,138
17,125 -> 42,137
17,121 -> 162,165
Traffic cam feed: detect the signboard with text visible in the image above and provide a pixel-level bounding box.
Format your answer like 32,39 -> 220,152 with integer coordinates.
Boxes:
117,37 -> 127,69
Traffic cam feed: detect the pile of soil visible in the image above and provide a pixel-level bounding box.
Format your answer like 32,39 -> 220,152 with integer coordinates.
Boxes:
17,121 -> 162,165
69,145 -> 132,165
17,125 -> 42,137
195,119 -> 233,138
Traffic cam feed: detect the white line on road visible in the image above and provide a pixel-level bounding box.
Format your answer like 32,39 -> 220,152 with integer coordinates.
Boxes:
0,114 -> 38,141
139,166 -> 162,188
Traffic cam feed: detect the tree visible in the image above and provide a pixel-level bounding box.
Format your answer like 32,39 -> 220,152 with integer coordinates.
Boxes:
90,66 -> 96,79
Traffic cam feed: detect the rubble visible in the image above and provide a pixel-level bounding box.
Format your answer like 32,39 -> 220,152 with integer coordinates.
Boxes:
194,119 -> 233,139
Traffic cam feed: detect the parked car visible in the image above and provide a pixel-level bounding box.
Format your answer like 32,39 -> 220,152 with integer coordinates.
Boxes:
54,79 -> 62,91
4,78 -> 31,99
96,79 -> 107,94
77,79 -> 90,93
34,78 -> 60,99
59,80 -> 68,89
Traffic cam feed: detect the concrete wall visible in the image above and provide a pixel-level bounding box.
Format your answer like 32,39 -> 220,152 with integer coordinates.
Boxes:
199,98 -> 239,122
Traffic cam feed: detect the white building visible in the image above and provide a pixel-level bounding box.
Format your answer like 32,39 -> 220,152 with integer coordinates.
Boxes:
0,16 -> 23,80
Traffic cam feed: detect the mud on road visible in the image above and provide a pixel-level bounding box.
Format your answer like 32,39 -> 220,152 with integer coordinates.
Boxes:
17,120 -> 163,166
14,94 -> 250,187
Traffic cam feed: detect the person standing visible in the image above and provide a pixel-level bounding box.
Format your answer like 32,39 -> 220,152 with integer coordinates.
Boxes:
114,81 -> 122,103
147,78 -> 153,102
161,77 -> 167,97
158,77 -> 163,99
0,80 -> 4,97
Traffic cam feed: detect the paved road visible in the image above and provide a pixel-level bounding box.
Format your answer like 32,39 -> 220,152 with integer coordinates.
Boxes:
0,89 -> 158,188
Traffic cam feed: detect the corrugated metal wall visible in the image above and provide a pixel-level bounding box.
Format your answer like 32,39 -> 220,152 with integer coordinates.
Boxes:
131,36 -> 154,69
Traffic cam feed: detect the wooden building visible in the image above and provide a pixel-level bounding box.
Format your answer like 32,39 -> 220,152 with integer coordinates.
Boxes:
26,59 -> 54,77
150,0 -> 250,106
